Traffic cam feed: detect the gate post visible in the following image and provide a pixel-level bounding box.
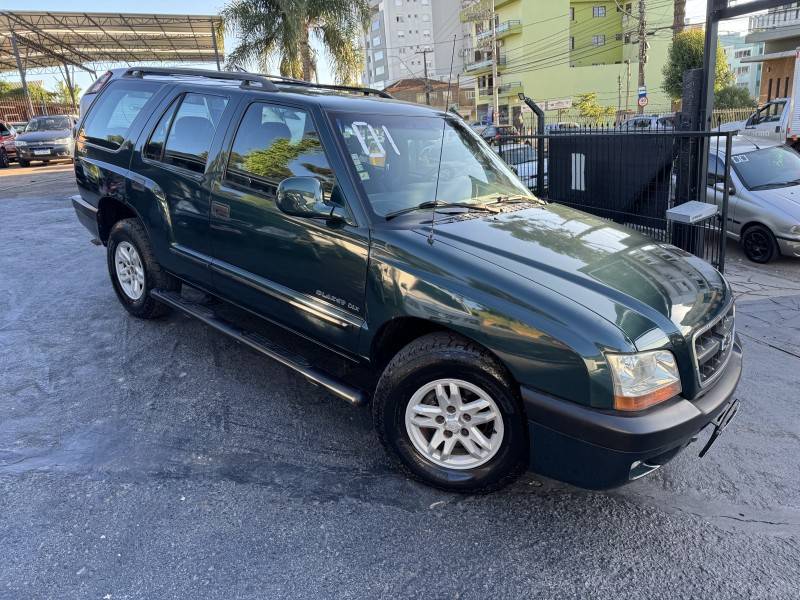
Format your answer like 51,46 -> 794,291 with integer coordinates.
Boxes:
518,93 -> 545,197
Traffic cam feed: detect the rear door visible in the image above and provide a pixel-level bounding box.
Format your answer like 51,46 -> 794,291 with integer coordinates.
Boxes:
129,90 -> 236,285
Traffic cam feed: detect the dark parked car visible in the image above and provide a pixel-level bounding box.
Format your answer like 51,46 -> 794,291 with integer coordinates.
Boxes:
15,115 -> 77,167
0,120 -> 17,167
472,123 -> 519,145
71,68 -> 742,493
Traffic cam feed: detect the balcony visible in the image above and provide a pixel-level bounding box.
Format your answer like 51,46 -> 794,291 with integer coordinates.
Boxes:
478,86 -> 494,99
460,0 -> 517,22
497,81 -> 522,96
750,6 -> 800,31
464,53 -> 506,74
475,20 -> 522,43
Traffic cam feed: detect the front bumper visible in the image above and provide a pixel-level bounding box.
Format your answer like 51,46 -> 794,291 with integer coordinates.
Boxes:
521,340 -> 743,489
17,143 -> 73,160
776,236 -> 800,258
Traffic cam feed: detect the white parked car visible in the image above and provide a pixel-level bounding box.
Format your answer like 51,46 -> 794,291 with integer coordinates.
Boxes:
497,143 -> 547,190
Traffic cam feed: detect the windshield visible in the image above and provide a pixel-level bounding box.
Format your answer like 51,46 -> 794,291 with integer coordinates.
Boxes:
25,116 -> 72,132
749,101 -> 786,125
334,113 -> 532,218
732,145 -> 800,190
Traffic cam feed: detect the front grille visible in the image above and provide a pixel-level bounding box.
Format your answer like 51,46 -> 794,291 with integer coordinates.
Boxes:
693,304 -> 735,386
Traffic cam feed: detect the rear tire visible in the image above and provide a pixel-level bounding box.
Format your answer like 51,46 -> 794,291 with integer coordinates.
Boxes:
741,224 -> 778,264
372,332 -> 528,493
107,218 -> 179,319
18,159 -> 30,168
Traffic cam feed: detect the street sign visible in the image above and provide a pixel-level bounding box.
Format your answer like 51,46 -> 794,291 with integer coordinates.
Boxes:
638,86 -> 647,97
637,96 -> 649,107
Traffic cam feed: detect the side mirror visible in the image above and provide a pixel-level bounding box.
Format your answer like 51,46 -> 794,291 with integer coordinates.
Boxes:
276,176 -> 343,221
713,181 -> 735,196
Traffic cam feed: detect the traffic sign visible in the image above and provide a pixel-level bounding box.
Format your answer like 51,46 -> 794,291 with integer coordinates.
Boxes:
637,96 -> 649,107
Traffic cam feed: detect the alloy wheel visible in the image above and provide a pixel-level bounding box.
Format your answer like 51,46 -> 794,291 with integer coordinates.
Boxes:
114,241 -> 146,300
404,378 -> 504,470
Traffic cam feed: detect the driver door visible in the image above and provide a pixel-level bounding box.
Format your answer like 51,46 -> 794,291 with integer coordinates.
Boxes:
209,101 -> 369,354
705,153 -> 739,237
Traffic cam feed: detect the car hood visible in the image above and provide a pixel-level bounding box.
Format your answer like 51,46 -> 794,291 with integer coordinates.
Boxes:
425,202 -> 730,345
16,130 -> 72,143
751,185 -> 800,218
717,120 -> 746,133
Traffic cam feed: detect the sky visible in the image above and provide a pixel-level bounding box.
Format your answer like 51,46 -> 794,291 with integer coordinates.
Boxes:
1,0 -> 755,92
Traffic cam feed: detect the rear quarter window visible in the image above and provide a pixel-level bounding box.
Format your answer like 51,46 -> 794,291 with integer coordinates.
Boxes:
79,81 -> 161,150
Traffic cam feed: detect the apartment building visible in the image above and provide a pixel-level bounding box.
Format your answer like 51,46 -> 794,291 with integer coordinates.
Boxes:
460,0 -> 673,124
720,32 -> 763,100
744,3 -> 800,103
361,0 -> 465,90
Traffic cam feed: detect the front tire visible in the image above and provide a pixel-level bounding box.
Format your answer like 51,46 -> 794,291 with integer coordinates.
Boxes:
18,159 -> 30,168
373,332 -> 528,493
107,218 -> 179,319
741,224 -> 778,263
0,148 -> 8,168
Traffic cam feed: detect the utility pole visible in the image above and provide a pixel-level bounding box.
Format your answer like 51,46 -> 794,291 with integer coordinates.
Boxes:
415,48 -> 433,105
625,59 -> 631,115
617,74 -> 622,123
490,0 -> 499,124
637,0 -> 647,114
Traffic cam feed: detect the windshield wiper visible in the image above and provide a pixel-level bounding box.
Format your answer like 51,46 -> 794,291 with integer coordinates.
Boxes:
750,179 -> 800,190
385,201 -> 495,221
486,194 -> 543,205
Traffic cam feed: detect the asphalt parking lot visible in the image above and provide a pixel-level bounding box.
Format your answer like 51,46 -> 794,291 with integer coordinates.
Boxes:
1,164 -> 799,600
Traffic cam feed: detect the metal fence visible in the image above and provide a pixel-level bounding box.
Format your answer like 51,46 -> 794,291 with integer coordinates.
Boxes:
497,127 -> 735,272
0,98 -> 77,123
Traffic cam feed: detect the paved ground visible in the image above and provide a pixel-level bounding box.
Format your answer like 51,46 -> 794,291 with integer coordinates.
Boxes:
1,165 -> 799,600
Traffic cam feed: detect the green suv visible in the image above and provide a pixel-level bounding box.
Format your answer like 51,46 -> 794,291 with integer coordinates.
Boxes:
72,68 -> 742,492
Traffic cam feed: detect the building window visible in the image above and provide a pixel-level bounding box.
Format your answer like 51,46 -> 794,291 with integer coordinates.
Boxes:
570,36 -> 575,50
422,13 -> 430,21
397,30 -> 404,37
592,34 -> 606,46
423,30 -> 430,37
374,50 -> 384,61
734,49 -> 751,58
375,66 -> 385,76
372,19 -> 380,31
372,36 -> 381,46
570,7 -> 575,20
736,65 -> 749,76
593,6 -> 606,17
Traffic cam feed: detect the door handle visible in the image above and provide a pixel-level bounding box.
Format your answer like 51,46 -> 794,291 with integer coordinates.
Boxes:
211,201 -> 230,219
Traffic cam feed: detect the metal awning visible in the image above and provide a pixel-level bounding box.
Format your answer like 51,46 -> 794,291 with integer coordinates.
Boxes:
0,11 -> 224,74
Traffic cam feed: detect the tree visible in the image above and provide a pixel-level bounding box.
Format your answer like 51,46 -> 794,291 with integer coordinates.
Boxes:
0,81 -> 51,102
222,0 -> 370,83
53,80 -> 81,105
715,85 -> 757,109
574,93 -> 616,125
662,29 -> 734,100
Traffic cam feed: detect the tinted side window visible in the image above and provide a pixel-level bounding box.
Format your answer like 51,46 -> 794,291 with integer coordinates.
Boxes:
707,154 -> 725,185
144,97 -> 180,161
80,82 -> 159,149
0,125 -> 8,135
225,103 -> 333,197
161,93 -> 229,174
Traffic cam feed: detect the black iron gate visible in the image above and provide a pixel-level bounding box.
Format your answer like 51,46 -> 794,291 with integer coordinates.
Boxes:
497,128 -> 734,272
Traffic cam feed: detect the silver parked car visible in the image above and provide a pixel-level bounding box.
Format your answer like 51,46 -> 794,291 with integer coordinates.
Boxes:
497,143 -> 547,190
707,136 -> 800,263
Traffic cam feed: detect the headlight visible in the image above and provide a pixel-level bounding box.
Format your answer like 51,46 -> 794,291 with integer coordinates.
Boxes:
15,140 -> 27,147
606,349 -> 682,411
789,225 -> 800,236
53,137 -> 73,145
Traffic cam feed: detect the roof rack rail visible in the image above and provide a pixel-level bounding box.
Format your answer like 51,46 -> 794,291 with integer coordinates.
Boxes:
123,67 -> 279,92
263,74 -> 393,99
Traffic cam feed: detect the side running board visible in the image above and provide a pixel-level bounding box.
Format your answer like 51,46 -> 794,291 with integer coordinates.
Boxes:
150,289 -> 367,406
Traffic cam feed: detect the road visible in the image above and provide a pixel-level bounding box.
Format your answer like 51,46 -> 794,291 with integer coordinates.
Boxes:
1,165 -> 799,600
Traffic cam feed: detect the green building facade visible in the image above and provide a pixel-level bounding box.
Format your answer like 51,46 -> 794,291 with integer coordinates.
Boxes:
460,0 -> 674,124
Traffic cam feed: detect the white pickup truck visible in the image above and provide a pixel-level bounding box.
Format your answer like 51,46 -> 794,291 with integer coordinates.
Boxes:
719,49 -> 800,149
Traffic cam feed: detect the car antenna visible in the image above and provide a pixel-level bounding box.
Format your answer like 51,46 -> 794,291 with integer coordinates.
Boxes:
428,35 -> 458,246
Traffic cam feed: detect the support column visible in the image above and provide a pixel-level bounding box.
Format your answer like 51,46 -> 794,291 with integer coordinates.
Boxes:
211,23 -> 221,71
10,33 -> 35,120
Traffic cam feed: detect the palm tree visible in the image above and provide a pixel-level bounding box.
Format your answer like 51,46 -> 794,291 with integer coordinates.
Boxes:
222,0 -> 370,83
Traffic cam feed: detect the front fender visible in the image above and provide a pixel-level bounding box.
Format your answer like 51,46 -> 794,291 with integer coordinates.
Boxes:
362,232 -> 635,409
